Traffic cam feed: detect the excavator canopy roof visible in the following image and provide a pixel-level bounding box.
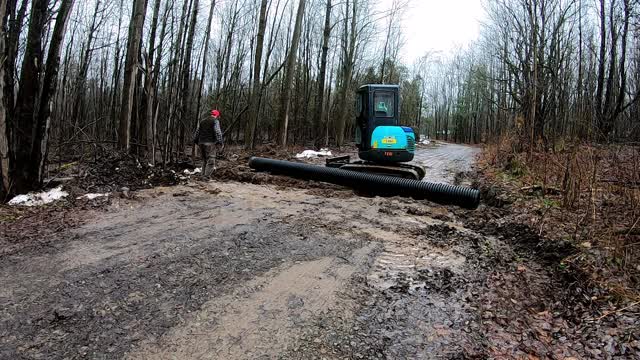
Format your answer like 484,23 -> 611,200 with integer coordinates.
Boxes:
358,84 -> 400,92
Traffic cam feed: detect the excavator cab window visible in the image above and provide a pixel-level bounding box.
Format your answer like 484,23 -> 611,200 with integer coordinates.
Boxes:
374,91 -> 394,117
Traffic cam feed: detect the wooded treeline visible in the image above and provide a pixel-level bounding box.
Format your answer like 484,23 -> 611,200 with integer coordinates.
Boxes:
0,0 -> 639,197
0,0 -> 400,196
419,0 -> 640,147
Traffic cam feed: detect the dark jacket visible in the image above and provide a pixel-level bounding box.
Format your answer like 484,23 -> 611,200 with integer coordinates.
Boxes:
193,118 -> 223,145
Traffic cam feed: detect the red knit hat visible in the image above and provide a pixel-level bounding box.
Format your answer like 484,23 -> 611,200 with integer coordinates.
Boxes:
211,109 -> 220,118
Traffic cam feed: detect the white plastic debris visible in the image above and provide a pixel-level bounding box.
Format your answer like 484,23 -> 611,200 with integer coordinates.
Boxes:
183,168 -> 202,176
295,148 -> 333,159
421,139 -> 431,145
76,193 -> 109,200
8,186 -> 69,206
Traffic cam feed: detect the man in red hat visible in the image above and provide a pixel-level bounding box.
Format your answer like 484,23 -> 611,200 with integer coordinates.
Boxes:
192,109 -> 224,176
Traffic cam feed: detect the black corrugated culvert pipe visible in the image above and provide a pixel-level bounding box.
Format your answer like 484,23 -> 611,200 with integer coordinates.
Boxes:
248,157 -> 480,209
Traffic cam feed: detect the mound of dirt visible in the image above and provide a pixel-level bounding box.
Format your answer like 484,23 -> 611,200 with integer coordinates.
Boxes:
208,146 -> 354,196
63,151 -> 182,193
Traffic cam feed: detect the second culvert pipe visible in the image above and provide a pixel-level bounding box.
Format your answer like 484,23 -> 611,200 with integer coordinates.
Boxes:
248,157 -> 480,209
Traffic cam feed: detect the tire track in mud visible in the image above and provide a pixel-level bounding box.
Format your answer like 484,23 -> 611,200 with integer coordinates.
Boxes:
290,213 -> 497,359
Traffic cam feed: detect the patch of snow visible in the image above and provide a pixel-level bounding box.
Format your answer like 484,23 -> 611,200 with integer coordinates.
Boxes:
77,193 -> 109,200
421,140 -> 431,145
295,148 -> 333,159
8,186 -> 69,206
183,168 -> 202,176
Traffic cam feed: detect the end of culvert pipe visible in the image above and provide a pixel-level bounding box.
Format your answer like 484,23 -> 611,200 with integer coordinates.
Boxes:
248,157 -> 480,209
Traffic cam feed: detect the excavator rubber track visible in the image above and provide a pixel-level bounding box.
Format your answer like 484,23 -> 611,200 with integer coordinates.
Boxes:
326,157 -> 425,181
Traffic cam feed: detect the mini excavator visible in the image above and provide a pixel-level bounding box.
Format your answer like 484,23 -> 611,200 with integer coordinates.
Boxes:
325,84 -> 426,180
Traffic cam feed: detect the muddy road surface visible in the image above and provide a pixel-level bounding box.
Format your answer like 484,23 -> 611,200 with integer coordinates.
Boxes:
412,143 -> 480,184
1,143 -> 637,359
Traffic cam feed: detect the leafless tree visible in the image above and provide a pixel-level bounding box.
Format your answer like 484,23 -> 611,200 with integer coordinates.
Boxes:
278,0 -> 306,147
118,0 -> 147,151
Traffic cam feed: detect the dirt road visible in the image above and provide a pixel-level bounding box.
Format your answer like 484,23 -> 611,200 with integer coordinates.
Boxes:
412,143 -> 480,184
1,143 -> 636,359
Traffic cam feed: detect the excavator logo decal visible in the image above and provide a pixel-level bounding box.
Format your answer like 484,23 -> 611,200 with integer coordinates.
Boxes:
381,136 -> 397,145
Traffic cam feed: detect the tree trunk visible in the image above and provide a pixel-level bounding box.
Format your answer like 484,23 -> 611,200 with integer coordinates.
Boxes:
595,0 -> 607,136
12,0 -> 48,193
33,0 -> 75,184
336,0 -> 357,147
379,7 -> 394,84
180,0 -> 200,145
195,0 -> 217,123
528,0 -> 538,157
71,0 -> 100,129
602,0 -> 618,136
0,0 -> 9,196
150,0 -> 170,162
245,0 -> 269,149
613,0 -> 630,121
416,84 -> 424,139
118,0 -> 147,151
144,0 -> 162,163
144,53 -> 155,164
4,0 -> 28,109
277,0 -> 306,147
109,0 -> 125,137
313,0 -> 331,148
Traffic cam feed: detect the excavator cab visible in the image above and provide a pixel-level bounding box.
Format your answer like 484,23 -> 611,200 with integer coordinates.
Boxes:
355,84 -> 416,163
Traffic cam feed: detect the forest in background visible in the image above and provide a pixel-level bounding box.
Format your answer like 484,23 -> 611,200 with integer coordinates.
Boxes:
0,0 -> 639,197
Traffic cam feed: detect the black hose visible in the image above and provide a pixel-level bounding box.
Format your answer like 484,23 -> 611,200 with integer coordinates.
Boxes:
248,157 -> 480,209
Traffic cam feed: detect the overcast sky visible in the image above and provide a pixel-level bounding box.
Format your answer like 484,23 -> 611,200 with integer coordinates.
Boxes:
378,0 -> 487,61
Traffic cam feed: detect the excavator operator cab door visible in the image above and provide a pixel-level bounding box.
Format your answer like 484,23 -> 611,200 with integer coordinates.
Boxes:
355,89 -> 367,147
355,85 -> 399,152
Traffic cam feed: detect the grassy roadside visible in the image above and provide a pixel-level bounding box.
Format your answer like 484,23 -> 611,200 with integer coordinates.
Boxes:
475,137 -> 639,305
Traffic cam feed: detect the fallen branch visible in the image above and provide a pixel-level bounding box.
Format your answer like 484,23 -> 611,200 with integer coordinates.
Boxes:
594,301 -> 640,321
619,217 -> 640,238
